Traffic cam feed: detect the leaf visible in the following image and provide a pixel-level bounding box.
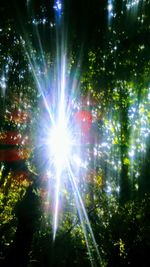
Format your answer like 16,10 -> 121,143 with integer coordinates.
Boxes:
123,158 -> 130,166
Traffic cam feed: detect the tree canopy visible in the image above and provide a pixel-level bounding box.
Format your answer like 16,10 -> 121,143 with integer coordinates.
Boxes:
0,1 -> 150,266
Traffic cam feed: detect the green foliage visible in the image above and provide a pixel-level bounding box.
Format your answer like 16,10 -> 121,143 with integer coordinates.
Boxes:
0,170 -> 30,256
0,1 -> 150,266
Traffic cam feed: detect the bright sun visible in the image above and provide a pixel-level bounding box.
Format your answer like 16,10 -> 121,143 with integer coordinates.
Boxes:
50,117 -> 72,170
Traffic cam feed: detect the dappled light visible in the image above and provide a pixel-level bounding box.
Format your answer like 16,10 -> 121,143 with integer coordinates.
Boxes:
0,0 -> 150,267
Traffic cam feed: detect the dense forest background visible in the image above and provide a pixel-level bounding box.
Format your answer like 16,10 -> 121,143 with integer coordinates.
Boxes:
0,0 -> 150,266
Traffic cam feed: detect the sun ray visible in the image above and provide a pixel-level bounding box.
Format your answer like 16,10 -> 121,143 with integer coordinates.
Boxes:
67,162 -> 102,265
20,0 -> 102,265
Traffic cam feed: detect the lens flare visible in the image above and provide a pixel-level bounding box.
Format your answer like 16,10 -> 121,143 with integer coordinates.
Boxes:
50,118 -> 72,170
21,0 -> 102,265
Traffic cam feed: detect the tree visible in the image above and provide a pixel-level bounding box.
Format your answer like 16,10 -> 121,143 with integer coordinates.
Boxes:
0,1 -> 150,266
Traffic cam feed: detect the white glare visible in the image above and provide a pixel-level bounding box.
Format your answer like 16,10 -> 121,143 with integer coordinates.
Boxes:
50,119 -> 72,169
49,111 -> 72,240
24,1 -> 102,263
126,0 -> 140,10
108,3 -> 113,12
73,154 -> 87,168
53,0 -> 62,11
108,0 -> 114,20
148,90 -> 150,101
129,150 -> 135,157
